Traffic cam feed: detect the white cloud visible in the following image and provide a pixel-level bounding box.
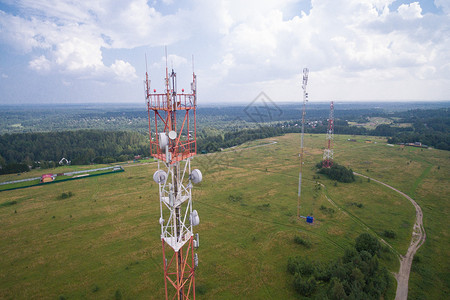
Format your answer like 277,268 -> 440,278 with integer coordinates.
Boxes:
166,54 -> 188,68
0,0 -> 184,82
151,54 -> 188,70
398,2 -> 422,19
111,60 -> 138,82
104,0 -> 186,48
54,37 -> 104,72
435,0 -> 450,15
0,11 -> 49,53
29,55 -> 51,72
1,73 -> 8,79
0,0 -> 449,102
197,0 -> 450,101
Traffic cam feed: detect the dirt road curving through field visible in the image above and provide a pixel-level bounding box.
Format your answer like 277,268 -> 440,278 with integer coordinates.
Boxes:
353,172 -> 426,300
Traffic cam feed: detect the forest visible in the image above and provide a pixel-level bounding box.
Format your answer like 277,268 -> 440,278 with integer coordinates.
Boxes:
0,130 -> 149,173
0,104 -> 448,174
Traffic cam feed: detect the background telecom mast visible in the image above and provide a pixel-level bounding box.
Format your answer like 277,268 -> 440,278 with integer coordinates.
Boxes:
146,53 -> 202,300
322,101 -> 334,168
298,68 -> 309,219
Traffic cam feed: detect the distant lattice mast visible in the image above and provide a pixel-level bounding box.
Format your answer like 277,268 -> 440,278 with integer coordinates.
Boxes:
146,50 -> 202,300
323,101 -> 334,168
298,68 -> 309,219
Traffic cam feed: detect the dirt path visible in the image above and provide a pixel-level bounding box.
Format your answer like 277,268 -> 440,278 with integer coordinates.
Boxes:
353,172 -> 426,300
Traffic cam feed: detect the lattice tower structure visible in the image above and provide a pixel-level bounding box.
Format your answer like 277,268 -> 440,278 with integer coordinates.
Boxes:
298,67 -> 309,219
146,60 -> 202,300
322,101 -> 334,168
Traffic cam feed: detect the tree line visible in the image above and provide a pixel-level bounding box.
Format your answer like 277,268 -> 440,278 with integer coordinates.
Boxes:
0,130 -> 150,174
1,107 -> 448,174
277,110 -> 449,150
0,126 -> 286,174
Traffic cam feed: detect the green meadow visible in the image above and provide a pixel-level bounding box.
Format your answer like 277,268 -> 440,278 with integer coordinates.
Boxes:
0,134 -> 448,299
0,168 -> 125,192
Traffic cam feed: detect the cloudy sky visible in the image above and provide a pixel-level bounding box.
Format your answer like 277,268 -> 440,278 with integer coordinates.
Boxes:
0,0 -> 449,104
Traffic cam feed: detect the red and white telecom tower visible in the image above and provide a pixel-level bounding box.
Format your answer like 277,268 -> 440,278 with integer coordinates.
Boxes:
145,53 -> 202,300
322,101 -> 334,168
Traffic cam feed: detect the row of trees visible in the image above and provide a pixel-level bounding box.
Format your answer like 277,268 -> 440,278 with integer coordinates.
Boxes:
0,130 -> 150,173
287,233 -> 390,299
0,163 -> 29,175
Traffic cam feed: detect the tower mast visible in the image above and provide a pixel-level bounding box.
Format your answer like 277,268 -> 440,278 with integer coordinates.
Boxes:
146,52 -> 202,300
323,101 -> 334,168
298,68 -> 309,219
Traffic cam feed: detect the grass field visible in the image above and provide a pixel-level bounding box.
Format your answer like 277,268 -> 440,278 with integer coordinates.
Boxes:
0,133 -> 448,299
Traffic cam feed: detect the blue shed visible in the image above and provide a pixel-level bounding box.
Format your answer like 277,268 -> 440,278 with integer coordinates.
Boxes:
306,216 -> 314,224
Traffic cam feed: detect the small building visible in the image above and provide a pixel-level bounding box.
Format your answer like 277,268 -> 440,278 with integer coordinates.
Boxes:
41,174 -> 54,183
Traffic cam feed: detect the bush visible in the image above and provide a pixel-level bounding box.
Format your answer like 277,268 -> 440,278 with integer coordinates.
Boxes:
196,285 -> 208,295
355,233 -> 381,256
293,274 -> 316,296
287,257 -> 315,276
0,200 -> 17,207
294,236 -> 311,247
257,203 -> 271,210
383,230 -> 396,239
329,278 -> 346,300
59,191 -> 74,200
228,194 -> 242,202
350,202 -> 363,208
316,162 -> 355,183
320,205 -> 335,215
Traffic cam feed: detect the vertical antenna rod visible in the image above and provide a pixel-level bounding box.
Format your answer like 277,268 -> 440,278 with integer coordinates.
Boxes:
298,68 -> 309,219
